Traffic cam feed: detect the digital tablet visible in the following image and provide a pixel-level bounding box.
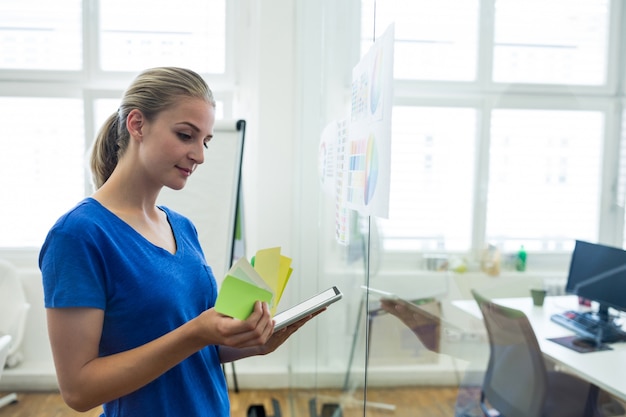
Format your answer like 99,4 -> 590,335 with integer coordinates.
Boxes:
360,285 -> 398,299
273,286 -> 342,331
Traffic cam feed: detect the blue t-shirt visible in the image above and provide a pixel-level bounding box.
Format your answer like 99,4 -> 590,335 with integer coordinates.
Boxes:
39,198 -> 230,417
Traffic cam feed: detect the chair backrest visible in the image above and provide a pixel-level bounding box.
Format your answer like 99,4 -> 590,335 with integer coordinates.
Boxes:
0,334 -> 11,375
0,259 -> 29,362
472,290 -> 548,417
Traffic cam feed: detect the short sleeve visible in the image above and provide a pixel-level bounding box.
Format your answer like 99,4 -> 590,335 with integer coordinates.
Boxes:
40,229 -> 107,309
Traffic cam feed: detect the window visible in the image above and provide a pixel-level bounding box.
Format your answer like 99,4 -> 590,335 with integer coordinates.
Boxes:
360,0 -> 624,259
380,106 -> 477,251
493,0 -> 610,85
0,0 -> 229,249
99,0 -> 225,73
361,0 -> 480,81
0,0 -> 82,70
486,108 -> 603,252
621,107 -> 626,247
0,98 -> 84,247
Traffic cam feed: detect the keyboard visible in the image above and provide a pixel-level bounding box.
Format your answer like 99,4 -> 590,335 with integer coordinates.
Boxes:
550,310 -> 626,344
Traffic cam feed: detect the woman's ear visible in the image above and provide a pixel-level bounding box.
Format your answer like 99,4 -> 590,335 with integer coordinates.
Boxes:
126,109 -> 145,140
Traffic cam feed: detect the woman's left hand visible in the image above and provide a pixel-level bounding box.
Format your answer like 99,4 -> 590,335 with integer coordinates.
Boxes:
259,308 -> 326,355
218,308 -> 326,362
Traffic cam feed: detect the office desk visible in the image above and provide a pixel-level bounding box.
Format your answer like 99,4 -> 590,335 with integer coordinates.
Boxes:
453,295 -> 626,402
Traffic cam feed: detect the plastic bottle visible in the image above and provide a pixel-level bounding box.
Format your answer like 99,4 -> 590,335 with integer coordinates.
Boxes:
516,245 -> 527,272
481,244 -> 501,276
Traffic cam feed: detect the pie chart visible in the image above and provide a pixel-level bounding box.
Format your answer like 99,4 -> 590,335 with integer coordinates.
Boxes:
364,134 -> 378,205
370,49 -> 383,115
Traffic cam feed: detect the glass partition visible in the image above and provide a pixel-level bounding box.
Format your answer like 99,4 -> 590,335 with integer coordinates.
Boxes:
248,0 -> 626,415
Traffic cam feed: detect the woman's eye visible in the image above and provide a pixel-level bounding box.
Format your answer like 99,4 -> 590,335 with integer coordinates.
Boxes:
177,132 -> 192,141
203,140 -> 210,149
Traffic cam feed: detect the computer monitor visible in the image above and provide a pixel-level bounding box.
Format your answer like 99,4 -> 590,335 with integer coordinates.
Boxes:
566,240 -> 626,323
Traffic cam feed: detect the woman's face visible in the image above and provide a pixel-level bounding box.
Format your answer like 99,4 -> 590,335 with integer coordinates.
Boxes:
138,97 -> 216,191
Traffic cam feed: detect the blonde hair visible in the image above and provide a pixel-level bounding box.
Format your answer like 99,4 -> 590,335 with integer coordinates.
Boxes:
90,67 -> 215,189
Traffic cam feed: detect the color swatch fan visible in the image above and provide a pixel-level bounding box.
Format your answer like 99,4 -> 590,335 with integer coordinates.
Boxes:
214,247 -> 293,319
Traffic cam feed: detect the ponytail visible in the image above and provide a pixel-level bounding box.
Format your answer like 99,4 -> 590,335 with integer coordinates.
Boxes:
90,111 -> 127,189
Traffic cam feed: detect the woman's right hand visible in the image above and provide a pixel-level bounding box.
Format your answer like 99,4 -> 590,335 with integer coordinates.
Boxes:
195,300 -> 274,349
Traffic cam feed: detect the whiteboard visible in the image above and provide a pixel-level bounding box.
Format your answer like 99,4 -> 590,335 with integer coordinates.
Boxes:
157,119 -> 245,282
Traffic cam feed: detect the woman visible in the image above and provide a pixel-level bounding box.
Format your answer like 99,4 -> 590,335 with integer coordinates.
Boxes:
39,67 -> 311,416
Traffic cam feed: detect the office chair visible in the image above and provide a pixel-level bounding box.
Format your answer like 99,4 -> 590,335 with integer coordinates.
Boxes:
0,258 -> 29,409
471,289 -> 623,417
0,334 -> 18,408
0,259 -> 29,370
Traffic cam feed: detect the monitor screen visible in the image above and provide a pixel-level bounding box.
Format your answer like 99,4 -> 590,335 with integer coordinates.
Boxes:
566,240 -> 626,320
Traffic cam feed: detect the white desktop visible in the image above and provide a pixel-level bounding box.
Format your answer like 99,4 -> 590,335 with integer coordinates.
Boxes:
453,295 -> 626,402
